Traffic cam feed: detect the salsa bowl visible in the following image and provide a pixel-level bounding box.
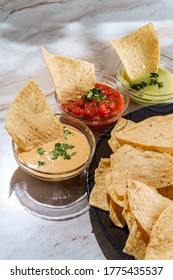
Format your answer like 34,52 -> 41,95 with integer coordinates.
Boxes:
12,114 -> 96,181
116,54 -> 173,105
58,72 -> 129,129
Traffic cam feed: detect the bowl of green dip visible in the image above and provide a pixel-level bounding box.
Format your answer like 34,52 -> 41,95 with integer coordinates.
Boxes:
116,54 -> 173,105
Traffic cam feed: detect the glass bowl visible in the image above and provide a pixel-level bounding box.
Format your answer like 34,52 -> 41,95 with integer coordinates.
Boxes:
116,54 -> 173,105
58,71 -> 129,129
12,114 -> 96,182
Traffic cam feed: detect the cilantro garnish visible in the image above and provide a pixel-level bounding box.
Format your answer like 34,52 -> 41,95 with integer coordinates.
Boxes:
36,147 -> 46,157
131,73 -> 164,91
50,143 -> 77,160
38,161 -> 46,166
82,88 -> 107,101
63,126 -> 74,139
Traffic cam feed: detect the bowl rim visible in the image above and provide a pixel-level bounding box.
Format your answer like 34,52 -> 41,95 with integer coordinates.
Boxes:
116,54 -> 173,99
12,113 -> 96,178
56,71 -> 130,123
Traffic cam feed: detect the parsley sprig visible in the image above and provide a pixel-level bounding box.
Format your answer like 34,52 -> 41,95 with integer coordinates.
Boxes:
63,126 -> 74,139
36,147 -> 46,156
36,140 -> 77,166
38,161 -> 46,166
82,88 -> 107,101
131,73 -> 164,91
50,143 -> 77,160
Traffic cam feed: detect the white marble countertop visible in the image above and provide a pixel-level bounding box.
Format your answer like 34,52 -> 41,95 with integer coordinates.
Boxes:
1,0 -> 173,260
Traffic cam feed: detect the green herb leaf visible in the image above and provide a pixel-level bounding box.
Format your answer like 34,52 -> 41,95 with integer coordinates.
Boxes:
50,143 -> 76,160
82,88 -> 107,101
158,81 -> 164,88
38,161 -> 46,166
131,81 -> 147,90
149,78 -> 157,86
63,126 -> 74,139
36,147 -> 46,156
150,73 -> 159,78
130,73 -> 164,91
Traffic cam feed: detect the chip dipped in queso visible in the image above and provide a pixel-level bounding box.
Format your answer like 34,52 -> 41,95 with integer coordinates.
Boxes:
18,124 -> 90,174
6,80 -> 95,180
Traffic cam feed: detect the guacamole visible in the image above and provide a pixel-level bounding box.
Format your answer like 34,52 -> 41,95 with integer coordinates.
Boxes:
121,68 -> 173,104
122,68 -> 173,95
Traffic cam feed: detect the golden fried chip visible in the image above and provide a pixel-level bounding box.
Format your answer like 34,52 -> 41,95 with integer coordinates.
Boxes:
123,200 -> 133,230
109,197 -> 126,228
114,114 -> 173,155
123,201 -> 149,260
42,47 -> 96,104
110,145 -> 173,204
108,118 -> 135,152
5,80 -> 63,151
145,203 -> 173,260
127,180 -> 172,235
111,22 -> 160,82
89,158 -> 111,211
111,118 -> 135,134
123,219 -> 150,260
105,172 -> 124,207
108,137 -> 121,153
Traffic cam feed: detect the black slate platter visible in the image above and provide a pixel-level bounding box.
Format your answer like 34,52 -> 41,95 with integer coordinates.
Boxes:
87,103 -> 173,260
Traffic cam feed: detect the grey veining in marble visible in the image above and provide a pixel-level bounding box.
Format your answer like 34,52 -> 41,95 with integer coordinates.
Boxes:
0,0 -> 173,260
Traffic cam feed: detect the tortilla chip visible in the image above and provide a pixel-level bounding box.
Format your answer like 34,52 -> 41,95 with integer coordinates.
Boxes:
108,118 -> 135,152
145,203 -> 173,260
109,197 -> 126,228
42,47 -> 96,104
127,180 -> 172,235
89,158 -> 111,211
5,80 -> 63,151
105,172 -> 124,207
123,219 -> 150,260
111,118 -> 135,134
111,22 -> 160,82
110,145 -> 173,205
123,201 -> 149,260
114,114 -> 173,155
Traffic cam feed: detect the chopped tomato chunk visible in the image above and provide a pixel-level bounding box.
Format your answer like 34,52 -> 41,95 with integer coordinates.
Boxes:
62,82 -> 124,120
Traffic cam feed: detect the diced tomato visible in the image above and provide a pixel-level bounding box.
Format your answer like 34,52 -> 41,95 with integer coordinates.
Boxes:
108,101 -> 116,109
98,104 -> 111,118
76,98 -> 85,107
62,82 -> 124,120
89,98 -> 97,106
63,103 -> 76,113
73,107 -> 84,116
83,104 -> 97,118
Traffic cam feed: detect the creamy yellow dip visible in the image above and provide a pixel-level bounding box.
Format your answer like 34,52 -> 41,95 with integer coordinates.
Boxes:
122,68 -> 173,96
18,125 -> 90,173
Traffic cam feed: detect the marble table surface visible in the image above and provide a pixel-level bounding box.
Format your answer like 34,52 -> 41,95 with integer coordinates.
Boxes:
1,0 -> 173,260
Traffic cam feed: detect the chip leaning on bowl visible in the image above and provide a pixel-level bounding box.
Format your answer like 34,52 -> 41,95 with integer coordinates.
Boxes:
111,22 -> 173,105
41,47 -> 129,128
89,114 -> 173,259
5,80 -> 95,180
5,80 -> 63,152
42,47 -> 96,105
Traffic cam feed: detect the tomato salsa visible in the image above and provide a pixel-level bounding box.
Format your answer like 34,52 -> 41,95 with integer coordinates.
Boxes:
62,83 -> 124,120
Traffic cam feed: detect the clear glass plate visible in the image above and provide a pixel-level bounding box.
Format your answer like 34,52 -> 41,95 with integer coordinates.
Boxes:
11,168 -> 89,220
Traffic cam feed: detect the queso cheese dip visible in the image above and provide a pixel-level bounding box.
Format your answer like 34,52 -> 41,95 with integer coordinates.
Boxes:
18,125 -> 90,173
